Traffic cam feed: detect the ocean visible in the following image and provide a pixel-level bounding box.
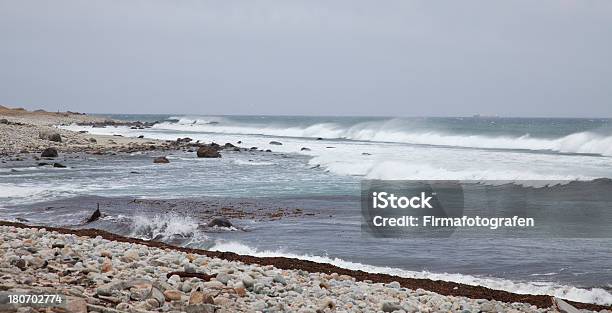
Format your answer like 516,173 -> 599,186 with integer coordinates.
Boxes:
1,115 -> 612,305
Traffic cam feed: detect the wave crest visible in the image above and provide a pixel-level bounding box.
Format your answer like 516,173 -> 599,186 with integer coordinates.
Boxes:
154,117 -> 612,156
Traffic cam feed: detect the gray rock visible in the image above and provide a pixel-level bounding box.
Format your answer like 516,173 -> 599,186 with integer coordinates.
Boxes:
269,141 -> 283,145
273,274 -> 287,285
242,276 -> 255,289
196,146 -> 221,158
207,217 -> 232,228
149,287 -> 165,307
216,273 -> 230,285
41,147 -> 58,158
184,304 -> 216,313
39,130 -> 62,142
153,156 -> 170,164
387,281 -> 401,289
382,301 -> 403,312
183,263 -> 196,273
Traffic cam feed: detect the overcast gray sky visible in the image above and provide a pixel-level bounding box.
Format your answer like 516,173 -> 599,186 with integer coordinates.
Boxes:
1,0 -> 611,117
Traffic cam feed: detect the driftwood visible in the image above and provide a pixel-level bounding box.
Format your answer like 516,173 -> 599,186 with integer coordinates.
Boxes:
553,298 -> 581,313
166,271 -> 216,281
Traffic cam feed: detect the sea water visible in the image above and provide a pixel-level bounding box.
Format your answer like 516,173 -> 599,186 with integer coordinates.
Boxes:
2,115 -> 612,305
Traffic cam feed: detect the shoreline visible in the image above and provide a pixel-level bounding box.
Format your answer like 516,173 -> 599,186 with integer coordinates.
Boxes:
2,221 -> 610,312
0,106 -> 173,157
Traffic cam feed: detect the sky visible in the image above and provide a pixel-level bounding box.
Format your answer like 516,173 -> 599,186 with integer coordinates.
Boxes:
0,0 -> 611,117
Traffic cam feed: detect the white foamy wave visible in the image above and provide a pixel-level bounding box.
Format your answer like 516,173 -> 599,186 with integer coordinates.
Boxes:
153,118 -> 612,156
210,241 -> 612,305
307,155 -> 593,182
231,159 -> 275,166
131,213 -> 205,241
169,116 -> 228,125
0,167 -> 41,173
0,184 -> 46,198
362,161 -> 588,182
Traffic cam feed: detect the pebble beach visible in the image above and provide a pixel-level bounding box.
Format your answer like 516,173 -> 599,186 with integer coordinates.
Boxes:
0,225 -> 576,313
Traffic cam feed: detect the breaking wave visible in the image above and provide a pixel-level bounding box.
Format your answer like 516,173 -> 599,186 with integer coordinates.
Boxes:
210,241 -> 612,306
154,117 -> 612,156
131,212 -> 205,243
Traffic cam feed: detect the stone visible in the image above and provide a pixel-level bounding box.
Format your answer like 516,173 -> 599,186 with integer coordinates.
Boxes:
197,146 -> 221,158
382,301 -> 403,312
153,156 -> 170,164
269,141 -> 282,145
116,303 -> 132,311
53,162 -> 66,168
130,283 -> 152,301
184,304 -> 216,313
101,258 -> 112,273
387,281 -> 401,289
0,118 -> 8,124
149,287 -> 165,306
242,276 -> 255,289
273,274 -> 287,285
319,298 -> 336,311
189,291 -> 214,305
163,290 -> 182,301
207,217 -> 232,228
13,259 -> 26,271
215,272 -> 230,285
65,297 -> 88,313
234,287 -> 247,297
41,147 -> 58,158
183,262 -> 197,273
123,250 -> 139,262
253,301 -> 266,311
300,147 -> 311,151
39,130 -> 62,142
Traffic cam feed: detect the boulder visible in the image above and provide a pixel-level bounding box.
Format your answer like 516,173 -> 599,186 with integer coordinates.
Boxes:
53,162 -> 66,168
41,147 -> 58,158
153,156 -> 170,164
89,138 -> 97,143
300,147 -> 311,151
39,130 -> 62,142
197,146 -> 221,158
0,118 -> 8,124
207,217 -> 232,228
269,141 -> 282,145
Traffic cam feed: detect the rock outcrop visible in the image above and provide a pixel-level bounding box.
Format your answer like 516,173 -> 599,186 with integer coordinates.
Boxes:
197,146 -> 221,158
41,147 -> 58,158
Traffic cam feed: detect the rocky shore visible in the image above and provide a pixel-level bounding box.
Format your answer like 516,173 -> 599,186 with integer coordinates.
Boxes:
0,106 -> 169,157
0,106 -> 239,160
1,223 -> 610,313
